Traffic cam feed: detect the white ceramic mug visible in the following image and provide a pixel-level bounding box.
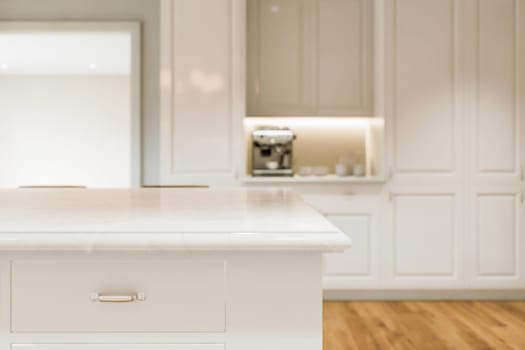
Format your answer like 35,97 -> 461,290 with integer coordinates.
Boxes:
335,163 -> 348,176
353,164 -> 364,176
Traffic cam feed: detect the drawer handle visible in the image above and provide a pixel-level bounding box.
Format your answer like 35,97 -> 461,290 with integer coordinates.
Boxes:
90,292 -> 146,303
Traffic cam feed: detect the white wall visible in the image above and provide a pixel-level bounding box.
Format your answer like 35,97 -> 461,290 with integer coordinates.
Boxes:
0,75 -> 131,187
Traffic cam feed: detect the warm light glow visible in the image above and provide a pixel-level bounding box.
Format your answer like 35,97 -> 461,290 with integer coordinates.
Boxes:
88,63 -> 97,70
244,117 -> 373,129
0,63 -> 8,69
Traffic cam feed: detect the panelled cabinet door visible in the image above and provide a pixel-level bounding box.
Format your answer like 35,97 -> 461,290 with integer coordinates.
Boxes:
317,0 -> 373,115
247,0 -> 315,115
386,0 -> 524,290
160,0 -> 236,185
387,0 -> 460,178
463,0 -> 524,288
384,0 -> 464,288
247,0 -> 373,116
303,194 -> 381,290
391,194 -> 458,278
474,194 -> 520,277
324,215 -> 372,278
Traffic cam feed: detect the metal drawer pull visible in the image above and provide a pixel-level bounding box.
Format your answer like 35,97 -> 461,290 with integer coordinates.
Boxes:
90,292 -> 146,303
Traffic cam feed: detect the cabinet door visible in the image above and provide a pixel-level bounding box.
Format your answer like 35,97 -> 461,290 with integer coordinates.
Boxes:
247,0 -> 372,116
303,194 -> 382,289
317,0 -> 373,115
247,0 -> 315,115
463,0 -> 524,288
324,215 -> 372,277
160,0 -> 236,185
392,194 -> 458,277
384,0 -> 463,289
473,194 -> 520,278
387,0 -> 460,177
381,190 -> 464,289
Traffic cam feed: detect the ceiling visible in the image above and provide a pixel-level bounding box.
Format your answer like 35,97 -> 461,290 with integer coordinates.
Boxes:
0,32 -> 131,75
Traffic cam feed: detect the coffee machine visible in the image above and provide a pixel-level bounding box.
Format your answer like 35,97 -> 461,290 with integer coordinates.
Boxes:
252,127 -> 295,176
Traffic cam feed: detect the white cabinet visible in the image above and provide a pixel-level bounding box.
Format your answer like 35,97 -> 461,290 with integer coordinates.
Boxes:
387,0 -> 459,175
463,0 -> 525,289
1,253 -> 324,349
317,0 -> 373,115
475,195 -> 519,276
302,194 -> 382,290
243,0 -> 524,295
392,195 -> 457,277
159,0 -> 238,186
384,0 -> 463,288
246,0 -> 373,116
324,215 -> 371,276
155,0 -> 525,294
473,0 -> 517,173
384,0 -> 525,290
246,0 -> 315,115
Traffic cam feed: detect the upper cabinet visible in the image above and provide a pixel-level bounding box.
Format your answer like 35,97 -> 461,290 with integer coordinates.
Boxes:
247,0 -> 374,116
317,0 -> 373,115
247,0 -> 314,116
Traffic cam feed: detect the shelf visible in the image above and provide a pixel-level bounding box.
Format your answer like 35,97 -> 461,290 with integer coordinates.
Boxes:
240,175 -> 386,184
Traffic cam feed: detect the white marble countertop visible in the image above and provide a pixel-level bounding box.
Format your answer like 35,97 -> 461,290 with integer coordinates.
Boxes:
0,188 -> 351,252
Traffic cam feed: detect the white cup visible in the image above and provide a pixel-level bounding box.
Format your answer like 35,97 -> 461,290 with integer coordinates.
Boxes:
298,166 -> 313,176
335,163 -> 348,176
313,166 -> 329,176
353,164 -> 364,176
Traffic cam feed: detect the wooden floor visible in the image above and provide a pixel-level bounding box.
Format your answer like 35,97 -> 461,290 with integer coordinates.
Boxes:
324,301 -> 525,350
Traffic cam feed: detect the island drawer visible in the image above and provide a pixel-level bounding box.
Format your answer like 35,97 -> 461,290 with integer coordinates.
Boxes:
12,345 -> 224,350
11,260 -> 226,333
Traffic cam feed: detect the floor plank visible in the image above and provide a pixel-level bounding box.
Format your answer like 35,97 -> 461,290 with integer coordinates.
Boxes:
324,301 -> 525,350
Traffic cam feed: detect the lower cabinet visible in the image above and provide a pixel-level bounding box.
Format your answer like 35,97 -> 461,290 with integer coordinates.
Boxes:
12,346 -> 224,350
390,194 -> 457,277
382,189 -> 465,289
324,215 -> 372,277
466,190 -> 525,289
303,190 -> 524,293
302,194 -> 383,290
1,253 -> 323,350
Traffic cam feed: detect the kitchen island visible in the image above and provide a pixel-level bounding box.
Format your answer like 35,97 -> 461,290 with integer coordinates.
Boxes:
0,188 -> 350,350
